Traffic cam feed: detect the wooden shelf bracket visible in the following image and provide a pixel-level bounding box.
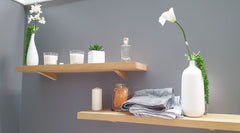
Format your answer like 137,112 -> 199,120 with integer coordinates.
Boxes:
38,72 -> 57,80
114,71 -> 128,80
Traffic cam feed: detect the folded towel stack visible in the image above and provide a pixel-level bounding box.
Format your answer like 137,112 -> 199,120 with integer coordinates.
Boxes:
121,88 -> 183,119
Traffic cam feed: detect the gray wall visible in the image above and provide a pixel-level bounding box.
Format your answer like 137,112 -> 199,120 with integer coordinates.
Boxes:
0,0 -> 24,133
21,0 -> 240,133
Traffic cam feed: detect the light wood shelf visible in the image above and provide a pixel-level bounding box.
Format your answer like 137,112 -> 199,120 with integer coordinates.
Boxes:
15,62 -> 147,80
77,109 -> 240,131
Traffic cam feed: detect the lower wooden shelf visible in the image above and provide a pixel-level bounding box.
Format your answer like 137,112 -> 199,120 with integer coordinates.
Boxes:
77,109 -> 240,131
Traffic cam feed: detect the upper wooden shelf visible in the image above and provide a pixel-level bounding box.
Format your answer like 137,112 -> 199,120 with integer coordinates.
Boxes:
77,109 -> 240,132
15,62 -> 147,80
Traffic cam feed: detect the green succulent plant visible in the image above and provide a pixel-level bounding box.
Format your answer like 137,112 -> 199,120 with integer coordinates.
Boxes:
88,44 -> 104,51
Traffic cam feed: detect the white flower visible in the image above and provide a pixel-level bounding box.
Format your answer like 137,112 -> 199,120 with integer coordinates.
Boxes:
34,13 -> 41,20
158,7 -> 193,60
28,15 -> 34,24
159,7 -> 176,26
27,3 -> 46,31
39,17 -> 46,24
28,17 -> 32,24
30,3 -> 42,14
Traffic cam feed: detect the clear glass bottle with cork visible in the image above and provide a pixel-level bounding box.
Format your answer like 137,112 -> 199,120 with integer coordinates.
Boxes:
121,37 -> 131,62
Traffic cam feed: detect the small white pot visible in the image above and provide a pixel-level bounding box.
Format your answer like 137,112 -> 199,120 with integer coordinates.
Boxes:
88,50 -> 105,63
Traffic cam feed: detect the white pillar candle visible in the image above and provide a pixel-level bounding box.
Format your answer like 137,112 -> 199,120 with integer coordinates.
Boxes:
92,87 -> 102,111
70,53 -> 84,64
44,55 -> 58,65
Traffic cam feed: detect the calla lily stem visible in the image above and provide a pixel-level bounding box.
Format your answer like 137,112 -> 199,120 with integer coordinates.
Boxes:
175,21 -> 193,60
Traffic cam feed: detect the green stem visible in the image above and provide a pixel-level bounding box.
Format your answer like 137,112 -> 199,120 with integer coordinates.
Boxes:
34,20 -> 36,33
175,21 -> 187,42
175,21 -> 192,60
186,42 -> 193,60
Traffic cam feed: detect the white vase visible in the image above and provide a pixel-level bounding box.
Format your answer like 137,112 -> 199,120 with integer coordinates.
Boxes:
27,33 -> 39,65
88,50 -> 105,63
181,61 -> 205,117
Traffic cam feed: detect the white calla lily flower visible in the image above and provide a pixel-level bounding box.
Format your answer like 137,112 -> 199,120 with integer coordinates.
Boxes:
158,7 -> 209,104
159,7 -> 192,60
159,7 -> 176,26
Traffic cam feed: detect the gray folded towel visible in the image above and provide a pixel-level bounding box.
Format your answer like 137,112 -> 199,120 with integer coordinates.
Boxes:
121,88 -> 183,119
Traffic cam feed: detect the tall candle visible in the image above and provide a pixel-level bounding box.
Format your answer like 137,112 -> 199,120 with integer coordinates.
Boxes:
92,87 -> 102,111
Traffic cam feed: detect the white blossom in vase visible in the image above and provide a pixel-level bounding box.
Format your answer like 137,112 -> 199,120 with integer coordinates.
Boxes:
23,3 -> 46,65
27,3 -> 46,32
158,7 -> 209,104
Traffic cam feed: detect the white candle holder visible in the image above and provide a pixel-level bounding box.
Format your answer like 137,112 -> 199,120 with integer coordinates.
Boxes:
43,52 -> 58,65
70,50 -> 84,64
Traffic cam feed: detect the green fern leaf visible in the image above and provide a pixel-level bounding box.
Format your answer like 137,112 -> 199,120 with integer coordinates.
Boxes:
192,54 -> 210,104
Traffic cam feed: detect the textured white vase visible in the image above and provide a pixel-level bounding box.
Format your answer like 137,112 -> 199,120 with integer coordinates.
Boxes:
27,33 -> 39,65
181,61 -> 205,117
88,50 -> 105,63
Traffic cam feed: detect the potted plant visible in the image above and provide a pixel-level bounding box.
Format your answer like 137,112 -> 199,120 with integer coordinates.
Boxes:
88,44 -> 105,63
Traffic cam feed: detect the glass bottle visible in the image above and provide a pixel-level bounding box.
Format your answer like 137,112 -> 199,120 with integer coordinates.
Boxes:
112,83 -> 128,111
121,37 -> 131,62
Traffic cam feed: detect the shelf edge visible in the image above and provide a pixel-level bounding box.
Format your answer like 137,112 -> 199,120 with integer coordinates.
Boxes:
77,109 -> 240,131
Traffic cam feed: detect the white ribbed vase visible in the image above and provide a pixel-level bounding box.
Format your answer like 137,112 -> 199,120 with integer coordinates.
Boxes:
27,33 -> 39,65
181,61 -> 205,117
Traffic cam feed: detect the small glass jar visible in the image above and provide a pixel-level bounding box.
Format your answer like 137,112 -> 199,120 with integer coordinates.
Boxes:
112,83 -> 128,111
70,50 -> 84,64
43,52 -> 58,65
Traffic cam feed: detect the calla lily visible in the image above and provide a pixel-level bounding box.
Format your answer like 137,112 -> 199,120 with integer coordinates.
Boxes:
158,7 -> 209,104
159,7 -> 192,60
159,7 -> 176,26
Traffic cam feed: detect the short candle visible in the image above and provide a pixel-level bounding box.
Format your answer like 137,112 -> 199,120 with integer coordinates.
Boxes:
70,53 -> 84,64
44,52 -> 58,65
